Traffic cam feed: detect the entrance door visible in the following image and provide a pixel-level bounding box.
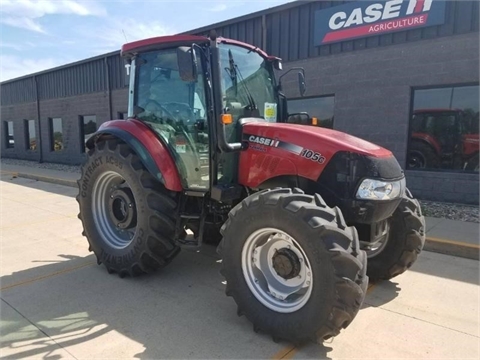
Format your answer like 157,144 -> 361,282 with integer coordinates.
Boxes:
133,48 -> 210,190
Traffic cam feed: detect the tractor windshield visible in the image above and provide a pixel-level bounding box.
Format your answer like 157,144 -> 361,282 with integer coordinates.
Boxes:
219,44 -> 278,124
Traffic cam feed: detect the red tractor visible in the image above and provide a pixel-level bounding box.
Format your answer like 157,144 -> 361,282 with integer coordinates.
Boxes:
408,109 -> 479,171
77,33 -> 425,343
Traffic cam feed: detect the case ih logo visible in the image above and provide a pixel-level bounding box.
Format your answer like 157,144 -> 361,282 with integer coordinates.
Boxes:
314,0 -> 446,45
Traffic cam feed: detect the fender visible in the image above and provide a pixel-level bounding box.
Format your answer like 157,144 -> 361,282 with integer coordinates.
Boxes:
411,132 -> 441,155
86,119 -> 183,192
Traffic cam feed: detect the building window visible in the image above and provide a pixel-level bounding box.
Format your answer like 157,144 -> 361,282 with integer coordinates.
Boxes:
287,96 -> 335,128
4,121 -> 14,148
117,111 -> 128,119
407,85 -> 479,173
25,119 -> 37,151
80,115 -> 97,152
49,117 -> 64,151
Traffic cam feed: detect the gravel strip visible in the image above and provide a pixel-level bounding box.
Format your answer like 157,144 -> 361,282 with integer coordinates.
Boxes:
0,158 -> 81,173
2,158 -> 478,223
420,200 -> 478,223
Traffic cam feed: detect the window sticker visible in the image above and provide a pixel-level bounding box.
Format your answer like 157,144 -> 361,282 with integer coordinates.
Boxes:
264,103 -> 277,122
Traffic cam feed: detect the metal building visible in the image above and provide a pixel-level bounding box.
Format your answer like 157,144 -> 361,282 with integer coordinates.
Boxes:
1,0 -> 479,204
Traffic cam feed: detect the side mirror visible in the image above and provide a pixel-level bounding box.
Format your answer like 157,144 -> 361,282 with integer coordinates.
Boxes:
287,112 -> 310,125
273,59 -> 283,71
277,67 -> 306,96
298,71 -> 306,97
177,46 -> 198,82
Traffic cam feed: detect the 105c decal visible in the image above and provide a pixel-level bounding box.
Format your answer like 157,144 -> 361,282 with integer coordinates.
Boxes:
301,149 -> 326,164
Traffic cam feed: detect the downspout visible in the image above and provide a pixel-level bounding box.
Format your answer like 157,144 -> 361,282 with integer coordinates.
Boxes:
34,76 -> 43,163
262,14 -> 267,51
105,57 -> 113,120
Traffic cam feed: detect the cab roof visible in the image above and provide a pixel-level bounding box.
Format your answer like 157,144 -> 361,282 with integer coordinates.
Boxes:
121,34 -> 280,61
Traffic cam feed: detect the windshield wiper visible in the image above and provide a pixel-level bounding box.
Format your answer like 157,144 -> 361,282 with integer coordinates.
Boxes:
226,49 -> 257,111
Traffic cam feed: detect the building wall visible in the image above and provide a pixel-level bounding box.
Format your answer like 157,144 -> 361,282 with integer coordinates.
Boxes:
112,88 -> 129,119
280,32 -> 479,204
0,89 -> 129,165
1,102 -> 38,161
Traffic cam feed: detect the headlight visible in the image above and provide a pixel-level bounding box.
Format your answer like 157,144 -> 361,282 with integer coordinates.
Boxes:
356,178 -> 405,200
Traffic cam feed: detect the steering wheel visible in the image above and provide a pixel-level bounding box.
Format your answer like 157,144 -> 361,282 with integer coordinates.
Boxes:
162,102 -> 196,122
142,99 -> 203,174
143,99 -> 179,124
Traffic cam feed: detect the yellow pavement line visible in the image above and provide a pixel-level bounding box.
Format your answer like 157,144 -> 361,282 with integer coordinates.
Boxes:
426,236 -> 480,249
271,283 -> 377,359
0,261 -> 95,291
272,345 -> 296,359
0,170 -> 19,176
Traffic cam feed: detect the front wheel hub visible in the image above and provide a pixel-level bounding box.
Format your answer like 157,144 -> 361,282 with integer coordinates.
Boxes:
272,248 -> 301,280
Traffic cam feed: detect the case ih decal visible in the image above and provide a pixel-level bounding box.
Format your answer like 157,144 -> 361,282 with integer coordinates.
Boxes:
243,134 -> 327,164
314,0 -> 446,45
244,134 -> 303,155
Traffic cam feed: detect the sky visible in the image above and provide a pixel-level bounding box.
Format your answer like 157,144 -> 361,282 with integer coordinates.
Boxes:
0,0 -> 294,82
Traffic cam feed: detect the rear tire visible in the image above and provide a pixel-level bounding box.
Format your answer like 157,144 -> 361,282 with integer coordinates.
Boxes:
218,188 -> 368,343
76,139 -> 181,277
365,189 -> 425,281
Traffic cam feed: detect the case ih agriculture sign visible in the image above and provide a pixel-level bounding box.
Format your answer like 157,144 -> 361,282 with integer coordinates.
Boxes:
314,0 -> 446,45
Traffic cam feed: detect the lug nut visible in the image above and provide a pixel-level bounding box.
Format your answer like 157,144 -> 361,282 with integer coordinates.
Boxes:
306,281 -> 310,286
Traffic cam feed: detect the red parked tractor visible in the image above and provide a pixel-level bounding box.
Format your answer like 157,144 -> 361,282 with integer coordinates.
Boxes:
77,33 -> 425,343
408,109 -> 479,171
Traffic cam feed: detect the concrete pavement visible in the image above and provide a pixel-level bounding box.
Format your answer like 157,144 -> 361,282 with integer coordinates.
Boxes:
1,161 -> 478,260
1,175 -> 479,359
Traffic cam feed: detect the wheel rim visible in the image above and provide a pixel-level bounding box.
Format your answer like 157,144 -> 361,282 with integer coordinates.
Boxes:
361,234 -> 389,258
360,221 -> 390,258
241,228 -> 313,313
92,171 -> 137,249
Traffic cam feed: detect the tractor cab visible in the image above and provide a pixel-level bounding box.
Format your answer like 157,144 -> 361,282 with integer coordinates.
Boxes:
121,33 -> 306,190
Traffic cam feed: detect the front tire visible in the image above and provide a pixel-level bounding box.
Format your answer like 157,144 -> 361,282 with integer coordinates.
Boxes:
365,189 -> 425,281
76,140 -> 181,277
218,188 -> 368,343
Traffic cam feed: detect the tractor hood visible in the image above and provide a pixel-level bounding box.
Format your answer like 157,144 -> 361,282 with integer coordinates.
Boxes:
238,122 -> 401,188
241,122 -> 392,158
